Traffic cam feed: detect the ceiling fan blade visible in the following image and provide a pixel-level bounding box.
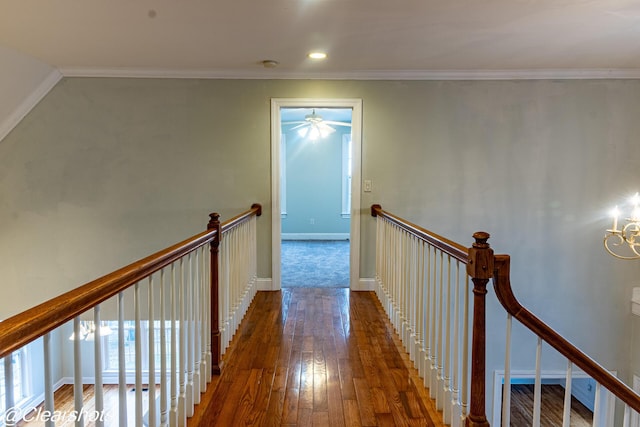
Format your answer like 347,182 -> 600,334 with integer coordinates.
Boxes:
323,120 -> 352,127
281,120 -> 306,125
288,122 -> 310,131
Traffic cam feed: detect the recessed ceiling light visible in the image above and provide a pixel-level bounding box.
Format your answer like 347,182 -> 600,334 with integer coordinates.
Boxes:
308,52 -> 327,60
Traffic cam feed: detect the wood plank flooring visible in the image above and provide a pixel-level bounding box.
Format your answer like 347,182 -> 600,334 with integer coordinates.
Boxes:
13,288 -> 593,426
191,288 -> 444,427
508,384 -> 593,426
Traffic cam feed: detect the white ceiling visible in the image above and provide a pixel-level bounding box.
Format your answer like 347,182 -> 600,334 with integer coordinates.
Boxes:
2,0 -> 640,78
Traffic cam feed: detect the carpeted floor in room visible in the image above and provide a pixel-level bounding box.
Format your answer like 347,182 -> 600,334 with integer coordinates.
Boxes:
281,240 -> 349,288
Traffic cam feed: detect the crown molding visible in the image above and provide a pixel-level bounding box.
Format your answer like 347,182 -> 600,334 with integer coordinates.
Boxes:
0,69 -> 63,143
59,67 -> 640,81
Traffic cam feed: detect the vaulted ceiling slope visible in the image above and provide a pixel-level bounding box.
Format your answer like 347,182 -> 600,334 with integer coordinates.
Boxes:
2,0 -> 640,79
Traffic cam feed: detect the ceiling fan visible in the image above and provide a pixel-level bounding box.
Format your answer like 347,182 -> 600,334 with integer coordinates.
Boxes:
282,109 -> 351,140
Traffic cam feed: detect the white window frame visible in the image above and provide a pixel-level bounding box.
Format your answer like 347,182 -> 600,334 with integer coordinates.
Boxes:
341,134 -> 352,218
280,134 -> 287,218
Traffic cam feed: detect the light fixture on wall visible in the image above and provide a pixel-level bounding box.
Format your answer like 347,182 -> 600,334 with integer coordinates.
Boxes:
604,192 -> 640,259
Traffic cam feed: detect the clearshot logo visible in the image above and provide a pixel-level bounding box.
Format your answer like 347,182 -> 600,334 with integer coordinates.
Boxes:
2,407 -> 110,425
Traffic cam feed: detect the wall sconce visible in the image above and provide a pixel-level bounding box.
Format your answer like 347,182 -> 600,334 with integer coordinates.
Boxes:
604,192 -> 640,260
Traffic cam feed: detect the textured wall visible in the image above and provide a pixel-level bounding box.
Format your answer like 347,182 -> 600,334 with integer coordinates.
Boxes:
1,77 -> 640,398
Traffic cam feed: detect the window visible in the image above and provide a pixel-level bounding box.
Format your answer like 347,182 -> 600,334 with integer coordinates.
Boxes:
102,321 -> 176,372
0,348 -> 30,414
341,134 -> 352,218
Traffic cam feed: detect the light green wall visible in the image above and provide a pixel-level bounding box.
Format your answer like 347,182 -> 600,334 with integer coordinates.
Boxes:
281,125 -> 350,235
1,77 -> 640,397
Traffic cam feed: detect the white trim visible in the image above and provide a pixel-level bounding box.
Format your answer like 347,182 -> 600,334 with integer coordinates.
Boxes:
256,278 -> 273,291
355,278 -> 376,292
59,67 -> 640,81
271,98 -> 363,292
282,233 -> 349,241
0,69 -> 62,143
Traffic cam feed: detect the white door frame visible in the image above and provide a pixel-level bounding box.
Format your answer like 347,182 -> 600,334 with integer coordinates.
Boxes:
270,98 -> 363,290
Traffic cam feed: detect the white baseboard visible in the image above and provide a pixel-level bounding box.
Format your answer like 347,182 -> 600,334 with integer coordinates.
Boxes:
255,277 -> 373,291
256,277 -> 273,291
281,233 -> 349,241
355,278 -> 376,291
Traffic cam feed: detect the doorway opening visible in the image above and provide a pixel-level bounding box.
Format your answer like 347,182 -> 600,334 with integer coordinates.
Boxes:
280,107 -> 352,287
270,99 -> 362,290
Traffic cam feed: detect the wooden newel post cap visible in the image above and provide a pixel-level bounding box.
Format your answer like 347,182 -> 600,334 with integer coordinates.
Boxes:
208,213 -> 221,230
251,203 -> 262,217
467,231 -> 494,280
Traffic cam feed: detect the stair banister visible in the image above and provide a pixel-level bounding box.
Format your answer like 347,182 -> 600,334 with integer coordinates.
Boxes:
492,254 -> 640,414
466,232 -> 494,427
371,203 -> 640,426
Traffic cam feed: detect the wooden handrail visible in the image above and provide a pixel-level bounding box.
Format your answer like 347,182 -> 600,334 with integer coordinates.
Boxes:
372,204 -> 640,424
372,204 -> 490,426
493,254 -> 640,414
371,204 -> 469,263
0,203 -> 262,361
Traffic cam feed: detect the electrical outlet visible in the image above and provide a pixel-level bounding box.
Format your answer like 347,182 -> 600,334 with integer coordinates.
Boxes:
310,218 -> 315,225
364,179 -> 372,192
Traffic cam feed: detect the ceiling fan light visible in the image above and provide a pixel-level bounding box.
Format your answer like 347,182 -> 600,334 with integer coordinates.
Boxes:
297,126 -> 310,138
308,125 -> 321,140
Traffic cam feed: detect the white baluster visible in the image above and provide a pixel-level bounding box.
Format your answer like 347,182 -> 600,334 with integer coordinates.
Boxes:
135,282 -> 143,427
562,361 -> 572,427
178,258 -> 187,427
199,247 -> 208,391
427,244 -> 436,395
93,305 -> 105,427
593,383 -> 602,427
148,276 -> 157,427
501,314 -> 512,427
417,240 -> 426,380
117,291 -> 128,427
192,250 -> 201,404
450,261 -> 461,427
203,246 -> 212,385
169,263 -> 179,427
160,269 -> 168,427
186,253 -> 195,417
443,255 -> 452,424
533,337 -> 543,427
43,333 -> 55,427
4,353 -> 15,427
73,317 -> 85,427
436,250 -> 444,410
623,404 -> 631,427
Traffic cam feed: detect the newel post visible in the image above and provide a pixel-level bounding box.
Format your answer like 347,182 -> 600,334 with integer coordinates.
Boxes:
208,213 -> 222,375
466,231 -> 494,427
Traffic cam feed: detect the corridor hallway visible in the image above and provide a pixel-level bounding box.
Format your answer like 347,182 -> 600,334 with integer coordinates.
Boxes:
189,288 -> 444,426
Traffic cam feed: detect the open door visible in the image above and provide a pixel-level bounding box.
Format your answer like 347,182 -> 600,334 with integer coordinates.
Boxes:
270,98 -> 362,290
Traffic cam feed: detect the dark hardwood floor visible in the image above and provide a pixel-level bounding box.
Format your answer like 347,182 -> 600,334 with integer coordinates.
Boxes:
508,384 -> 593,427
191,288 -> 443,427
15,288 -> 591,426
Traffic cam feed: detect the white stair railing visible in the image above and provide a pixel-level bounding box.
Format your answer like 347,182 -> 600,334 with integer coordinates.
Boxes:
372,205 -> 472,427
0,204 -> 261,427
372,204 -> 640,427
